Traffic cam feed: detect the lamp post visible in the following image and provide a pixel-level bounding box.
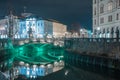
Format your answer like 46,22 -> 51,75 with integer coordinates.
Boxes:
28,27 -> 33,39
80,29 -> 83,38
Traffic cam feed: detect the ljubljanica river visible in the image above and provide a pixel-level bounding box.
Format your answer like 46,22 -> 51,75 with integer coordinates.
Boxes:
39,64 -> 120,80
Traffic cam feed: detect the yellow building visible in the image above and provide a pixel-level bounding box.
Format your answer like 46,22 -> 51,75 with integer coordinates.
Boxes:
52,22 -> 67,38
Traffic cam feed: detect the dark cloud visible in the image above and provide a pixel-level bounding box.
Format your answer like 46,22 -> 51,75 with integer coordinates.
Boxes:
0,0 -> 92,30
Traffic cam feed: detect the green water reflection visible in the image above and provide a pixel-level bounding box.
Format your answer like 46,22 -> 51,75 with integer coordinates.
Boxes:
14,43 -> 64,64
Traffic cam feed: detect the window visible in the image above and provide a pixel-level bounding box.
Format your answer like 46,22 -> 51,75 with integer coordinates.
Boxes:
94,7 -> 97,15
41,23 -> 43,26
21,24 -> 22,27
118,0 -> 120,7
23,24 -> 25,27
107,1 -> 113,11
100,17 -> 104,24
94,0 -> 96,4
108,15 -> 112,22
94,19 -> 96,25
116,13 -> 119,20
119,0 -> 120,6
38,23 -> 39,26
100,5 -> 104,13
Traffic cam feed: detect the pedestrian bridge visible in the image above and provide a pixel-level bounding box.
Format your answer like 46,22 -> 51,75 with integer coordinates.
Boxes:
0,38 -> 64,79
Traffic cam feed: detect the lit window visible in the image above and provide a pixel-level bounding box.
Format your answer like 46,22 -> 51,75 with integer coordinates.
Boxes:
107,1 -> 113,11
21,24 -> 22,27
33,24 -> 35,26
23,24 -> 25,27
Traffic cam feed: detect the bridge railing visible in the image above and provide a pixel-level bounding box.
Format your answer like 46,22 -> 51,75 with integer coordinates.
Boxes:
65,38 -> 120,43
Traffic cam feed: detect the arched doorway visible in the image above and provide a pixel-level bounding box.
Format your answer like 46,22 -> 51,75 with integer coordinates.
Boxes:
102,28 -> 105,38
107,28 -> 110,38
116,27 -> 119,39
94,29 -> 97,38
99,31 -> 102,38
111,27 -> 114,38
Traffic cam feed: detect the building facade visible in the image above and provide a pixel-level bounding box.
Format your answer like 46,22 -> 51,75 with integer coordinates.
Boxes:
0,14 -> 19,39
18,17 -> 45,38
52,22 -> 67,38
0,15 -> 67,39
93,0 -> 120,38
18,18 -> 67,38
0,19 -> 7,38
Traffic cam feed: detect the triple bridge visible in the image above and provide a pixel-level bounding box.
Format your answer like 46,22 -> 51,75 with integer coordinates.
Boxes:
0,38 -> 64,48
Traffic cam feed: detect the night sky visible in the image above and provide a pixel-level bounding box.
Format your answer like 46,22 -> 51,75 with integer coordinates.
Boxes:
0,0 -> 92,30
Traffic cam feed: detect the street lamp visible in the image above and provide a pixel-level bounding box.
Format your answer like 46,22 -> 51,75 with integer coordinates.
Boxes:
80,29 -> 83,32
97,27 -> 100,31
80,29 -> 85,38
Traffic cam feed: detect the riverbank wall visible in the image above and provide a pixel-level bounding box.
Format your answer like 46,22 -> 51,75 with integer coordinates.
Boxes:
64,38 -> 120,70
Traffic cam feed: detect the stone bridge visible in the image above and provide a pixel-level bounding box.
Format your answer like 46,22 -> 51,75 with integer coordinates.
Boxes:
0,38 -> 64,48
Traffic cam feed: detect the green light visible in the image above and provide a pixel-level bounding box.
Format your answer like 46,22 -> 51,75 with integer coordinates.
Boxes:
14,43 -> 64,65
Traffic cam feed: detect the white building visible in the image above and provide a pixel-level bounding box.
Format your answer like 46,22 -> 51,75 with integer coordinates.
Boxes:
93,0 -> 120,38
19,18 -> 67,38
0,19 -> 7,34
0,15 -> 67,39
0,14 -> 19,39
80,28 -> 91,38
18,17 -> 46,38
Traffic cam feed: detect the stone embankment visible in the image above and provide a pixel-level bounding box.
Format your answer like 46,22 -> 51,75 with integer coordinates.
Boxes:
64,38 -> 120,70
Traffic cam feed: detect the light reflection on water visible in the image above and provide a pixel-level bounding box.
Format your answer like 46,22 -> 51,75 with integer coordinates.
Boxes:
13,60 -> 64,79
41,65 -> 120,80
65,65 -> 120,80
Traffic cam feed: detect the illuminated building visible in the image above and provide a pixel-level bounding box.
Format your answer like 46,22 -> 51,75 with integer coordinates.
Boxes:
18,17 -> 45,38
0,19 -> 7,38
43,20 -> 53,38
93,0 -> 120,38
0,14 -> 67,39
52,21 -> 67,38
18,17 -> 53,38
19,17 -> 67,38
79,28 -> 90,38
0,13 -> 19,39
